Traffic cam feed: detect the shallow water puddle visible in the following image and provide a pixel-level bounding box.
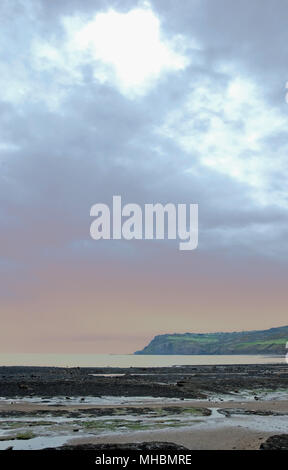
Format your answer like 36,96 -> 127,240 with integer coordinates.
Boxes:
0,392 -> 287,450
0,395 -> 185,406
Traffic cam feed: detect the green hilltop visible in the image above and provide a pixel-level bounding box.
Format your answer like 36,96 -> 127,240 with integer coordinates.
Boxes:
135,325 -> 288,355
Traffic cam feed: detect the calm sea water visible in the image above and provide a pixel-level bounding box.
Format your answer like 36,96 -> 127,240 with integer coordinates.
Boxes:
0,354 -> 284,367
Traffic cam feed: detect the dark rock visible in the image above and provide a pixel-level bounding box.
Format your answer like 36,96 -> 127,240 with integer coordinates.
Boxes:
0,364 -> 287,399
260,435 -> 288,450
42,442 -> 189,451
18,383 -> 29,390
176,381 -> 186,387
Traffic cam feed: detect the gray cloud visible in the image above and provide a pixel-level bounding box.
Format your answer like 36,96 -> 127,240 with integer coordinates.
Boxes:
0,0 -> 288,274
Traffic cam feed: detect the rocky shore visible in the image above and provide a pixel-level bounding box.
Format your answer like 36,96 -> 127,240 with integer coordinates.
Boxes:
40,442 -> 189,451
260,434 -> 288,450
41,437 -> 288,451
0,363 -> 287,451
0,363 -> 287,398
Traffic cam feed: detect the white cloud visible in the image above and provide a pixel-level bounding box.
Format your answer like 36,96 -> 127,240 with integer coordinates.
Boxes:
33,4 -> 191,99
0,3 -> 191,109
158,75 -> 288,207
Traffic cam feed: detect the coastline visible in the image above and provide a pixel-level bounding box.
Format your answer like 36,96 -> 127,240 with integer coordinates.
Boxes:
0,353 -> 284,368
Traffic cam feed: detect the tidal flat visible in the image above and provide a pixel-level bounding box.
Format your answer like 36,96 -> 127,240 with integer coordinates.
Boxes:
0,363 -> 287,450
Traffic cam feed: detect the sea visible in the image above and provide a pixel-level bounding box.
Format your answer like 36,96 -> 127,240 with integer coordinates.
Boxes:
0,354 -> 285,368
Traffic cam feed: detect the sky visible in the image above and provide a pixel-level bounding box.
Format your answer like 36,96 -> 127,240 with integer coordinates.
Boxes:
0,0 -> 288,354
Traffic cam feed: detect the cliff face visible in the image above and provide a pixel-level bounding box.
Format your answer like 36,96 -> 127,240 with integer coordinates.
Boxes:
135,326 -> 288,355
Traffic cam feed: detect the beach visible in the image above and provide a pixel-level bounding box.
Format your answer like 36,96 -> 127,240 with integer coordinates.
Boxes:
0,362 -> 287,450
0,398 -> 287,450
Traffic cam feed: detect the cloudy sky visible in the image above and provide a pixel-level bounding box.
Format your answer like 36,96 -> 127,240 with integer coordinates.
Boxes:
1,0 -> 288,354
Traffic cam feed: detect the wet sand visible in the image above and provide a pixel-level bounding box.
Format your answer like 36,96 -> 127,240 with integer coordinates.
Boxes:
0,398 -> 288,413
62,399 -> 288,450
67,426 -> 271,450
0,398 -> 287,450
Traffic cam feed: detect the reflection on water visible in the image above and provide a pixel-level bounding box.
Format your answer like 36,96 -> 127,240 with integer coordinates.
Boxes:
0,353 -> 284,367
